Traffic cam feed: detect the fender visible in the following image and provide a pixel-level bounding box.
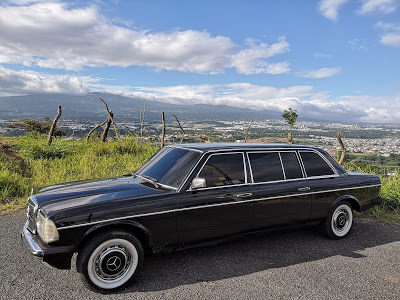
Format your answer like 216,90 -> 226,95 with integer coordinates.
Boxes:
77,219 -> 154,252
331,195 -> 361,212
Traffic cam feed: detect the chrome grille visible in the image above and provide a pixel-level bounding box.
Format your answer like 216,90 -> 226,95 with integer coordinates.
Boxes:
27,198 -> 38,233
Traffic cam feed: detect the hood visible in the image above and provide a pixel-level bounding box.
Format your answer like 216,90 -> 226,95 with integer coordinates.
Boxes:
34,176 -> 170,215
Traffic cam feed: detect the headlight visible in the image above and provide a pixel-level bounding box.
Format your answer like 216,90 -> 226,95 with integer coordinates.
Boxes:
36,210 -> 59,243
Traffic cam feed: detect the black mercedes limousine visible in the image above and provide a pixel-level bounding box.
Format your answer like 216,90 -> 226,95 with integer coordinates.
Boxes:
21,143 -> 382,292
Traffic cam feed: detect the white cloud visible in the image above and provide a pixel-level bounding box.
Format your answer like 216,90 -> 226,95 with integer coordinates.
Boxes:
1,65 -> 398,123
340,95 -> 400,122
231,37 -> 290,74
358,0 -> 398,14
317,0 -> 349,21
0,66 -> 89,96
376,22 -> 400,47
300,67 -> 342,78
107,84 -> 400,123
0,2 -> 289,74
380,33 -> 400,47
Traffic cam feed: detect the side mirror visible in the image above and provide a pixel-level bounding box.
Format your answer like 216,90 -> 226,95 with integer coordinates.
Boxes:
191,177 -> 206,190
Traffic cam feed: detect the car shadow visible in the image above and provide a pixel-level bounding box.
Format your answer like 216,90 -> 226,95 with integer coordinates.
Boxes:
120,217 -> 400,293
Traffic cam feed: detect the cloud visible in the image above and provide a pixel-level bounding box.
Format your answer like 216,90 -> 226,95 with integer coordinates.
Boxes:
0,66 -> 89,96
106,84 -> 400,123
300,67 -> 342,78
231,37 -> 290,74
358,0 -> 398,14
317,0 -> 349,21
1,65 -> 398,123
0,2 -> 289,74
348,38 -> 368,52
376,22 -> 400,47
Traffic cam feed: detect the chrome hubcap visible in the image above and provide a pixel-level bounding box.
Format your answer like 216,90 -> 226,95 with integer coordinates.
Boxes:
94,245 -> 131,281
331,204 -> 353,237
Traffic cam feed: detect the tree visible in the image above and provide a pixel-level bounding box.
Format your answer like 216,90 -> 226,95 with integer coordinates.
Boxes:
7,117 -> 66,136
281,107 -> 298,144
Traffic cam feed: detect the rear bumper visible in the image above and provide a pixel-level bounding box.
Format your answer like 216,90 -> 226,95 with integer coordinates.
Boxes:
21,222 -> 74,269
360,197 -> 383,212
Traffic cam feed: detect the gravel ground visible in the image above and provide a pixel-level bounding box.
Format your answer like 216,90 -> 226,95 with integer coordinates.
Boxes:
1,211 -> 399,300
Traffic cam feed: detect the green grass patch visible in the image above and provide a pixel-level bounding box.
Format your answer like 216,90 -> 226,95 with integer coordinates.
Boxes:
0,134 -> 158,212
343,161 -> 400,223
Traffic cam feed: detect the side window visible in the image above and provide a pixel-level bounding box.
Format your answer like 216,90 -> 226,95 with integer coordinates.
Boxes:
198,153 -> 245,188
248,152 -> 284,183
280,152 -> 303,179
299,151 -> 335,177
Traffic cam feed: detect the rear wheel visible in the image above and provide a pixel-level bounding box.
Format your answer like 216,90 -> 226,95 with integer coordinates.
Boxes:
323,201 -> 353,239
77,230 -> 144,293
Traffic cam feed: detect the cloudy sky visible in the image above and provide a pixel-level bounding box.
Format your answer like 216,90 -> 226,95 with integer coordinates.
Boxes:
0,0 -> 399,123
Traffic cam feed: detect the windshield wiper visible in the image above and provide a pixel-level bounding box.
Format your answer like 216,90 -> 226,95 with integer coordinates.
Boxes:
136,174 -> 159,188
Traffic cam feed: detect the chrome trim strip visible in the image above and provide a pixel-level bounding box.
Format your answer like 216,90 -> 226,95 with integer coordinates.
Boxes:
206,147 -> 322,153
21,222 -> 43,257
249,174 -> 340,186
57,183 -> 381,231
58,209 -> 178,230
246,152 -> 254,184
189,183 -> 251,191
178,199 -> 254,211
252,184 -> 382,202
278,152 -> 286,180
168,145 -> 204,153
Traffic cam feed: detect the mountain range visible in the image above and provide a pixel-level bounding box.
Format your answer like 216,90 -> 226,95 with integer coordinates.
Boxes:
0,92 -> 327,124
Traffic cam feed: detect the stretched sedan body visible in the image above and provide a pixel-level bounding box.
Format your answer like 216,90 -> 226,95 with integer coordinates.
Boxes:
21,143 -> 382,292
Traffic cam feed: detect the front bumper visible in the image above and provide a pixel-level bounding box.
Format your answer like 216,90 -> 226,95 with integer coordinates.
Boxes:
21,223 -> 44,257
21,222 -> 74,269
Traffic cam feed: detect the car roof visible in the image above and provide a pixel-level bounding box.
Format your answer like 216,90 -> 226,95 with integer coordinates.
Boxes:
168,143 -> 320,153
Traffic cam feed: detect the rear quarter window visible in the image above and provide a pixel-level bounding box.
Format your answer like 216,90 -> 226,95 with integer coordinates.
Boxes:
299,151 -> 336,177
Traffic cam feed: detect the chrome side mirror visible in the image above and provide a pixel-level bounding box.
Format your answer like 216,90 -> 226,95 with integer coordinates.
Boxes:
191,177 -> 206,190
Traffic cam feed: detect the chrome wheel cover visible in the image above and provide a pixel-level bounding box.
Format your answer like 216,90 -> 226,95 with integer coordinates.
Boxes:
331,204 -> 353,237
87,238 -> 138,289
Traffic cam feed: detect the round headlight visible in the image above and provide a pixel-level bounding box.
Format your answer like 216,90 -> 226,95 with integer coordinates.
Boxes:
36,210 -> 59,243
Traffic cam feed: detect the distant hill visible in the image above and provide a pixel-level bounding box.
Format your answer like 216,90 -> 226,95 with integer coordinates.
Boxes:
0,92 -> 314,123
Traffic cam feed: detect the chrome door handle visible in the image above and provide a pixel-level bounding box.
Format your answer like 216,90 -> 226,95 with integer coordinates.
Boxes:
298,187 -> 311,192
235,193 -> 252,198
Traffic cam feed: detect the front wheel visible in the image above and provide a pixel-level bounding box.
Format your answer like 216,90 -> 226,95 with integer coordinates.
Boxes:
77,230 -> 144,293
323,201 -> 353,239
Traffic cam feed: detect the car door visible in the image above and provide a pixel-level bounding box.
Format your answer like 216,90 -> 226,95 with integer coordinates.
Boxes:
297,150 -> 342,220
249,151 -> 312,229
177,152 -> 253,244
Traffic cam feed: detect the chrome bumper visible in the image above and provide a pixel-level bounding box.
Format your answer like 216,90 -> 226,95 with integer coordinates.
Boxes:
21,222 -> 43,257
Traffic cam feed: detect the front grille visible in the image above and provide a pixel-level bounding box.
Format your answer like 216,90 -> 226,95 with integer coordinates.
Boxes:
27,198 -> 37,233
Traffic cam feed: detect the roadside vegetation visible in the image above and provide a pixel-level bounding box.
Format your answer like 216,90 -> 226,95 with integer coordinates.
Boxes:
0,133 -> 158,212
343,162 -> 400,222
0,133 -> 399,223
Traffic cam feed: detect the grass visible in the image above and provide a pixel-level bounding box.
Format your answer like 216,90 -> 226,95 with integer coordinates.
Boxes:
0,134 -> 158,212
343,162 -> 400,223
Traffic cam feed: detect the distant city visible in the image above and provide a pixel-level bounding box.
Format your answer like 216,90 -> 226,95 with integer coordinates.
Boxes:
2,118 -> 399,156
1,93 -> 399,157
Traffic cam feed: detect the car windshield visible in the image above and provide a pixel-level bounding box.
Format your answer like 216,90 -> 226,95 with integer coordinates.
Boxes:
136,147 -> 201,189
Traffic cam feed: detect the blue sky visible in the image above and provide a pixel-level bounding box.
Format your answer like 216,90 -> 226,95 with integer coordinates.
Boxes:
0,0 -> 399,123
